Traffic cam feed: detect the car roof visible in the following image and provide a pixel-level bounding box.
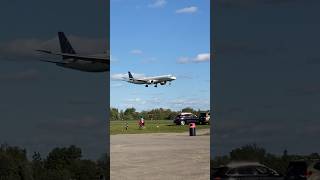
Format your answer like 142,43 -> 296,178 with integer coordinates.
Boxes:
179,112 -> 193,115
226,162 -> 266,168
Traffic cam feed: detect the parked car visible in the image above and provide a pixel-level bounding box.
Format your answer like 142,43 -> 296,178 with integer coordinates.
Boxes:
198,111 -> 210,124
307,161 -> 320,180
212,162 -> 282,180
284,160 -> 309,180
174,112 -> 198,125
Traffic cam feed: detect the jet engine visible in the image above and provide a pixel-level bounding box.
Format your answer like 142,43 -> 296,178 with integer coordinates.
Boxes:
160,81 -> 167,85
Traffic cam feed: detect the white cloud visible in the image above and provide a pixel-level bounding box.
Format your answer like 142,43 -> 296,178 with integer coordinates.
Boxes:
111,73 -> 127,80
125,98 -> 147,104
117,97 -> 209,111
177,57 -> 190,64
169,98 -> 210,110
111,82 -> 125,88
175,6 -> 198,14
111,72 -> 145,80
130,49 -> 143,55
177,53 -> 210,64
194,53 -> 210,62
110,55 -> 118,62
149,0 -> 167,8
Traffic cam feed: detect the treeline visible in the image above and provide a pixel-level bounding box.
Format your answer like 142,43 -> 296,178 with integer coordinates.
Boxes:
0,144 -> 108,180
110,107 -> 208,121
211,144 -> 320,175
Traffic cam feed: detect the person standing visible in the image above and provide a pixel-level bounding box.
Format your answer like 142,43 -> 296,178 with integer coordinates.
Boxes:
138,116 -> 145,129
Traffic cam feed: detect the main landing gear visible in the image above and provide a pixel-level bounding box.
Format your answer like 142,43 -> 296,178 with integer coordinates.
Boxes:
145,84 -> 158,87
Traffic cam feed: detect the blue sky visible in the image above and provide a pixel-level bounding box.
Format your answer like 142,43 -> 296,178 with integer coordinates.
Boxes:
110,0 -> 210,111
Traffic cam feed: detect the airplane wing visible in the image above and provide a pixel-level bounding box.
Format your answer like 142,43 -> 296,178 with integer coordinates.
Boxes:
36,50 -> 109,63
135,79 -> 150,83
146,77 -> 163,83
135,78 -> 160,84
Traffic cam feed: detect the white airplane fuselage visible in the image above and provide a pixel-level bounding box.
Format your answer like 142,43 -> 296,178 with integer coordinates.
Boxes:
128,75 -> 176,85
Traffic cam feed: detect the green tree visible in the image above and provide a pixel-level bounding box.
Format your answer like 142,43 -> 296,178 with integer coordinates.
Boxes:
73,160 -> 101,180
45,145 -> 82,176
110,107 -> 119,121
182,107 -> 196,113
0,144 -> 32,180
229,144 -> 266,162
32,152 -> 45,180
123,108 -> 138,120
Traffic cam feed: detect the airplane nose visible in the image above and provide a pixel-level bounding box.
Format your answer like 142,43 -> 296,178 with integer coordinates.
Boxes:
172,76 -> 176,80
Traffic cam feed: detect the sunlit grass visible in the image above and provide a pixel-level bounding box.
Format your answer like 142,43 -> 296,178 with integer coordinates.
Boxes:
110,120 -> 210,135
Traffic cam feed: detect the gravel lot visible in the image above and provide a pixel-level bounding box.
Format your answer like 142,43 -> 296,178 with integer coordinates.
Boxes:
111,129 -> 210,180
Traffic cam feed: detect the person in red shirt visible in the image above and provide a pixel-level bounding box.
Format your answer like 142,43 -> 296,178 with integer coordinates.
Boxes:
138,116 -> 145,129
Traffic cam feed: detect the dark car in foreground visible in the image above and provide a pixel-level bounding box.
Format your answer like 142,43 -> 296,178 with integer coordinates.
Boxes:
212,162 -> 282,180
174,112 -> 198,125
284,160 -> 320,180
284,161 -> 308,180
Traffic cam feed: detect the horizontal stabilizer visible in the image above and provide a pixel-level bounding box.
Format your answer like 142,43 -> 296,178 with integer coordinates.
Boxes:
36,49 -> 53,54
39,59 -> 66,64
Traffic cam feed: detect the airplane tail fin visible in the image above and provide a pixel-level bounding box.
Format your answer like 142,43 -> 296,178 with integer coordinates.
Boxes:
58,32 -> 76,57
128,71 -> 134,80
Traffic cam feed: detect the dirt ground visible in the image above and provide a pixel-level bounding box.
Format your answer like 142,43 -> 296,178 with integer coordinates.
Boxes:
110,129 -> 210,180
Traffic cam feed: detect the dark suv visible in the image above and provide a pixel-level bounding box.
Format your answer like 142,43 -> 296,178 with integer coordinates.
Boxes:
198,112 -> 210,124
284,161 -> 309,180
174,113 -> 198,125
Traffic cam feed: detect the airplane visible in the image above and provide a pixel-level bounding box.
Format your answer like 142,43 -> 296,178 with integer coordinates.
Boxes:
36,32 -> 109,72
125,71 -> 176,87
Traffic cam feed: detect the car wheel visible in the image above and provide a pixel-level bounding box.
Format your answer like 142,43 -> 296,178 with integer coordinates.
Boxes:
180,121 -> 185,125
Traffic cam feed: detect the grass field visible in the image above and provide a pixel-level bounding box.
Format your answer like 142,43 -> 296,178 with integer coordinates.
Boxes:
110,120 -> 210,135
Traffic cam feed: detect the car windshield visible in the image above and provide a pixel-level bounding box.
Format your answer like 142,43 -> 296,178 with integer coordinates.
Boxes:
200,113 -> 207,117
